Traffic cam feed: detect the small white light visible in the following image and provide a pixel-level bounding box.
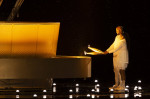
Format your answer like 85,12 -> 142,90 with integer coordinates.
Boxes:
53,83 -> 56,86
125,88 -> 129,92
91,94 -> 95,98
126,85 -> 129,88
138,86 -> 142,90
87,94 -> 90,97
134,86 -> 138,90
110,94 -> 114,98
91,89 -> 95,92
125,94 -> 129,98
138,80 -> 141,83
16,95 -> 19,98
95,84 -> 100,90
43,95 -> 47,98
96,84 -> 100,87
69,89 -> 73,92
76,87 -> 79,93
96,88 -> 100,92
69,95 -> 73,99
76,83 -> 79,86
53,86 -> 56,92
33,94 -> 37,97
43,90 -> 47,92
110,89 -> 114,91
94,80 -> 98,83
16,90 -> 20,92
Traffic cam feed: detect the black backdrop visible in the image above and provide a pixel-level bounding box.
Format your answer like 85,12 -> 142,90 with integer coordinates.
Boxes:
0,0 -> 150,84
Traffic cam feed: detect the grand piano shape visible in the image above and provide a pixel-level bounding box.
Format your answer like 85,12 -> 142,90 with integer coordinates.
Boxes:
0,22 -> 91,88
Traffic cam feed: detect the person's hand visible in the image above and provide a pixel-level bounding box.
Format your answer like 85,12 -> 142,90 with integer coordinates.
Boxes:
103,51 -> 109,55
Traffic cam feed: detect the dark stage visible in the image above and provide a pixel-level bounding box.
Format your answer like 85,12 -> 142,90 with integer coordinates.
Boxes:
0,0 -> 150,98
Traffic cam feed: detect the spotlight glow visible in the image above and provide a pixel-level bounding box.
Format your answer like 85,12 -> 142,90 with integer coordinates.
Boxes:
69,89 -> 73,93
125,94 -> 129,98
43,90 -> 47,92
126,85 -> 129,88
96,88 -> 100,92
53,83 -> 56,86
110,89 -> 114,91
138,86 -> 142,90
125,88 -> 129,92
53,87 -> 56,92
69,95 -> 73,99
94,80 -> 98,83
87,94 -> 90,97
33,94 -> 37,97
134,86 -> 138,91
16,95 -> 19,98
43,95 -> 47,98
16,90 -> 20,92
96,84 -> 100,87
91,89 -> 95,92
76,87 -> 79,93
138,80 -> 141,83
110,94 -> 114,98
91,94 -> 95,98
76,84 -> 79,86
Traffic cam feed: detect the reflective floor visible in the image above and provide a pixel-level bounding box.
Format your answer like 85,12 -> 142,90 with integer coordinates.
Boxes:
0,78 -> 149,98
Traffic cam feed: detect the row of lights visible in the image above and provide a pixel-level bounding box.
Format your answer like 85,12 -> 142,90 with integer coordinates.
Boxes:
15,79 -> 142,98
15,89 -> 48,98
69,79 -> 100,99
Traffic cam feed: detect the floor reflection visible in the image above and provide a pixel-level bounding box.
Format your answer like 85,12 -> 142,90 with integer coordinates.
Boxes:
0,78 -> 146,98
110,93 -> 129,98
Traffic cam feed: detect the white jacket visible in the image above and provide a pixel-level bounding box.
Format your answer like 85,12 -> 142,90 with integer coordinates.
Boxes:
107,35 -> 129,65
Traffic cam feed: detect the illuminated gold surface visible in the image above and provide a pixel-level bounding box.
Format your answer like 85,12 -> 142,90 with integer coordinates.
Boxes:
0,22 -> 60,57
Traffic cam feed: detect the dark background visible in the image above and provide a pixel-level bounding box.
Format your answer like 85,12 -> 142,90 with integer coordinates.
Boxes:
0,0 -> 149,84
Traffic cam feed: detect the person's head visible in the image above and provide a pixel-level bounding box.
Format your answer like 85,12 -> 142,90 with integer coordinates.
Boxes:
116,26 -> 124,35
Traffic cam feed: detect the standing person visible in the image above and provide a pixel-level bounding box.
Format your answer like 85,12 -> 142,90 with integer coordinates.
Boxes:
103,26 -> 129,91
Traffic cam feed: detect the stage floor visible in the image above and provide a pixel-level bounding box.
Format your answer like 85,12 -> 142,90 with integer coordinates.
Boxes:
0,78 -> 148,98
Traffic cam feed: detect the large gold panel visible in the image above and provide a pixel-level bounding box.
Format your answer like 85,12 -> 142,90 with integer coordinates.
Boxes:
0,25 -> 12,55
0,22 -> 60,57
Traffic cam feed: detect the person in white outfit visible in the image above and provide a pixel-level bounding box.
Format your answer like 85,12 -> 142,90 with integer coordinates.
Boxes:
103,26 -> 129,91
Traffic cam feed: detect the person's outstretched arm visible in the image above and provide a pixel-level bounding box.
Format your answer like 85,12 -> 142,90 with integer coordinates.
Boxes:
106,41 -> 114,53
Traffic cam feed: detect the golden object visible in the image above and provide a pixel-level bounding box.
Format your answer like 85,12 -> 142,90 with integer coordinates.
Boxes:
84,45 -> 104,55
0,22 -> 60,57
